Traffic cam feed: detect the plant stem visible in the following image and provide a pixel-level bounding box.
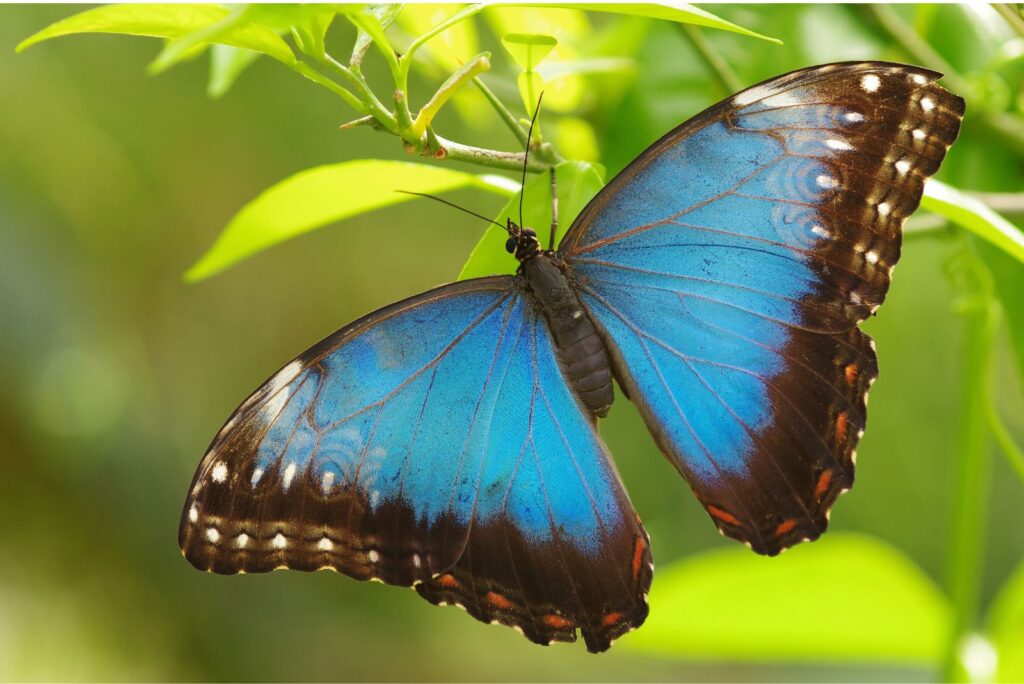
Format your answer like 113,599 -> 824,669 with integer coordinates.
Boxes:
988,394 -> 1024,482
431,136 -> 549,172
678,23 -> 743,93
346,13 -> 401,84
290,62 -> 367,114
942,249 -> 996,682
400,3 -> 485,82
474,76 -> 529,146
412,53 -> 492,137
994,3 -> 1024,38
319,54 -> 396,131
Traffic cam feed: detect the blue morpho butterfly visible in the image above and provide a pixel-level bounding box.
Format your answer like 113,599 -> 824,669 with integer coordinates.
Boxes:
180,62 -> 963,652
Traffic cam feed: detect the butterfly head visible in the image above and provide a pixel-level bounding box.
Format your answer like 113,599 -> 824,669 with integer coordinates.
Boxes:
504,219 -> 541,261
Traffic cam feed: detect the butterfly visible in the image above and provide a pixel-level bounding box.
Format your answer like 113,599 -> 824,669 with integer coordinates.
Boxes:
180,62 -> 963,652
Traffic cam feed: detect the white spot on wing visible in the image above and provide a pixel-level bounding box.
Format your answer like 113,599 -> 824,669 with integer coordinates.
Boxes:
211,461 -> 228,483
732,83 -> 774,106
816,175 -> 837,189
911,73 -> 927,85
413,553 -> 422,569
866,251 -> 880,264
321,471 -> 335,494
913,128 -> 926,140
877,202 -> 891,217
318,536 -> 334,551
268,360 -> 302,395
188,505 -> 199,523
282,462 -> 297,490
251,467 -> 264,486
236,533 -> 249,548
844,111 -> 864,123
895,159 -> 911,174
368,550 -> 380,563
811,224 -> 830,238
273,532 -> 287,549
826,139 -> 852,151
861,74 -> 881,92
206,527 -> 220,543
920,96 -> 935,112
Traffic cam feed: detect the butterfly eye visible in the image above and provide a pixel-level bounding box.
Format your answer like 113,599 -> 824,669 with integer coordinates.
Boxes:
505,236 -> 517,253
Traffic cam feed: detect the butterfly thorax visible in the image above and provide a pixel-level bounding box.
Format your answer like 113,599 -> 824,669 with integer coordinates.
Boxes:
520,251 -> 614,418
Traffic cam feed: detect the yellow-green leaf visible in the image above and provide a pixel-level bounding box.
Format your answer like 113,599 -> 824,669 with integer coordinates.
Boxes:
186,161 -> 517,282
624,534 -> 951,663
458,160 -> 604,280
17,4 -> 295,65
523,3 -> 781,44
922,180 -> 1024,264
988,556 -> 1024,682
502,32 -> 558,72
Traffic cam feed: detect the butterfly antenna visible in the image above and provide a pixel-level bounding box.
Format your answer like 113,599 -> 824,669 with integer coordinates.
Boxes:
518,92 -> 544,230
395,190 -> 505,230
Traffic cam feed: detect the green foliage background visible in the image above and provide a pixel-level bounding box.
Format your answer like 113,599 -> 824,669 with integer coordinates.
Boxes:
2,4 -> 1024,682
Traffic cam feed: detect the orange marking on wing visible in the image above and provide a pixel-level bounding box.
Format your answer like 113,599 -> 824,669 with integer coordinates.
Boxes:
845,364 -> 858,385
543,614 -> 573,629
707,504 -> 742,527
631,537 -> 646,583
835,411 -> 848,444
438,574 -> 459,588
774,518 -> 798,537
601,612 -> 624,627
485,591 -> 512,610
815,469 -> 833,500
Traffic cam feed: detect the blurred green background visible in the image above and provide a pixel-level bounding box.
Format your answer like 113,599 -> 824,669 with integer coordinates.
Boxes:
2,4 -> 1023,682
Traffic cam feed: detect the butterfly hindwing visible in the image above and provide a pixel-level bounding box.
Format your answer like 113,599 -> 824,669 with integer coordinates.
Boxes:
179,276 -> 651,649
561,62 -> 963,554
415,310 -> 651,652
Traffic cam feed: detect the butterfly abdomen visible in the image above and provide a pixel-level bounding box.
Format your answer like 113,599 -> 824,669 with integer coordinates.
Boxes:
521,254 -> 614,418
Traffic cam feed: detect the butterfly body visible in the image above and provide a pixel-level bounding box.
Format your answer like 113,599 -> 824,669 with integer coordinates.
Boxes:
520,250 -> 616,417
180,62 -> 963,652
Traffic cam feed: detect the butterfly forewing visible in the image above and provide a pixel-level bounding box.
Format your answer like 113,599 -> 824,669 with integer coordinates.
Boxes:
561,62 -> 963,554
180,277 -> 521,582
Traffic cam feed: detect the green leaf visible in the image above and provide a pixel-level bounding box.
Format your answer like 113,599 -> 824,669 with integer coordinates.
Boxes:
458,160 -> 604,280
536,56 -> 636,80
922,180 -> 1024,264
623,534 -> 951,663
244,4 -> 338,33
501,33 -> 558,72
17,4 -> 295,65
354,4 -> 404,66
148,6 -> 248,75
988,556 -> 1024,682
207,45 -> 262,99
186,161 -> 517,283
516,71 -> 545,118
522,3 -> 782,44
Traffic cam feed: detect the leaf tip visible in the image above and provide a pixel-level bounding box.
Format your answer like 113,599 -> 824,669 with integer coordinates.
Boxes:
183,258 -> 218,284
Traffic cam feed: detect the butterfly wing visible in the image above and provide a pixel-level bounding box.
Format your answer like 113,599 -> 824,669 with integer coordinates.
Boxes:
179,277 -> 650,650
560,62 -> 964,555
416,308 -> 651,652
